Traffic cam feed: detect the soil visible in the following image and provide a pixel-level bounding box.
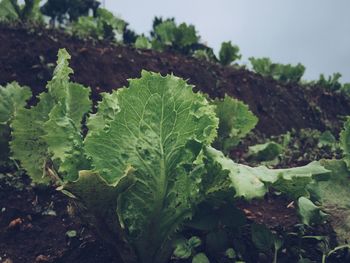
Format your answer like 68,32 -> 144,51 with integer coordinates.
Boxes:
0,24 -> 349,263
0,172 -> 119,263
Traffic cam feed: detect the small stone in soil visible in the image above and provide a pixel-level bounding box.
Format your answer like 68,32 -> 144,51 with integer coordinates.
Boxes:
35,255 -> 50,262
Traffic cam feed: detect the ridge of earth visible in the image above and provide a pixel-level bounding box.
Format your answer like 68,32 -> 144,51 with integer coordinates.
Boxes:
0,24 -> 349,136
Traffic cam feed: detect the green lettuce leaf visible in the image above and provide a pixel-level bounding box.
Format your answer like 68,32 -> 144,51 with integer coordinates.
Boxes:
213,95 -> 258,153
86,91 -> 120,134
83,71 -> 218,263
247,141 -> 283,162
42,49 -> 91,179
203,147 -> 330,200
0,82 -> 31,167
11,91 -> 55,184
0,82 -> 31,125
43,81 -> 91,181
297,197 -> 327,226
11,49 -> 91,184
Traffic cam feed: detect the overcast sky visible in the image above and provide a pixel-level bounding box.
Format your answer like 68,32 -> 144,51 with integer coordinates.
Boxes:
103,0 -> 350,83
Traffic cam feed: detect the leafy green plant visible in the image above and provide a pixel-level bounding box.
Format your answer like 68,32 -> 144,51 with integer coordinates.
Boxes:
71,16 -> 101,38
140,16 -> 216,57
0,0 -> 43,23
149,18 -> 200,54
316,73 -> 342,91
40,0 -> 100,27
219,41 -> 241,66
213,95 -> 258,154
340,83 -> 350,97
134,35 -> 152,49
70,8 -> 125,41
192,48 -> 217,63
317,131 -> 337,150
8,49 -> 332,263
173,236 -> 202,259
150,16 -> 174,38
249,57 -> 305,84
165,238 -> 210,263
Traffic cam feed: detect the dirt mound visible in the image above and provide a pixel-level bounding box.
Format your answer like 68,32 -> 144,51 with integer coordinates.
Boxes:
0,25 -> 348,136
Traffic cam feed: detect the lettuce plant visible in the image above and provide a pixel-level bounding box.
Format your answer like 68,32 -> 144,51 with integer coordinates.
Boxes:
249,57 -> 305,84
70,8 -> 125,41
192,48 -> 217,63
219,41 -> 241,66
0,0 -> 43,23
213,95 -> 258,154
40,0 -> 100,26
134,35 -> 152,49
9,49 -> 331,263
316,72 -> 342,91
143,18 -> 201,55
154,20 -> 199,49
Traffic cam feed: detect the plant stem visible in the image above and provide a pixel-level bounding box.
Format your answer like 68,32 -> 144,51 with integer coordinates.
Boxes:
273,248 -> 278,263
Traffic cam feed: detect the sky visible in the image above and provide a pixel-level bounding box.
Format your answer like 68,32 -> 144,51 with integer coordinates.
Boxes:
103,0 -> 350,83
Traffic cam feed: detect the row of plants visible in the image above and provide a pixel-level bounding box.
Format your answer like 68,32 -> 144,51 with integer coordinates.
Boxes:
247,57 -> 350,99
1,49 -> 350,262
0,0 -> 210,57
1,0 -> 349,96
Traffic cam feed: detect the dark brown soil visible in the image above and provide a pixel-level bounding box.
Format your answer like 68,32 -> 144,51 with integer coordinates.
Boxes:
0,24 -> 349,263
0,173 -> 120,263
